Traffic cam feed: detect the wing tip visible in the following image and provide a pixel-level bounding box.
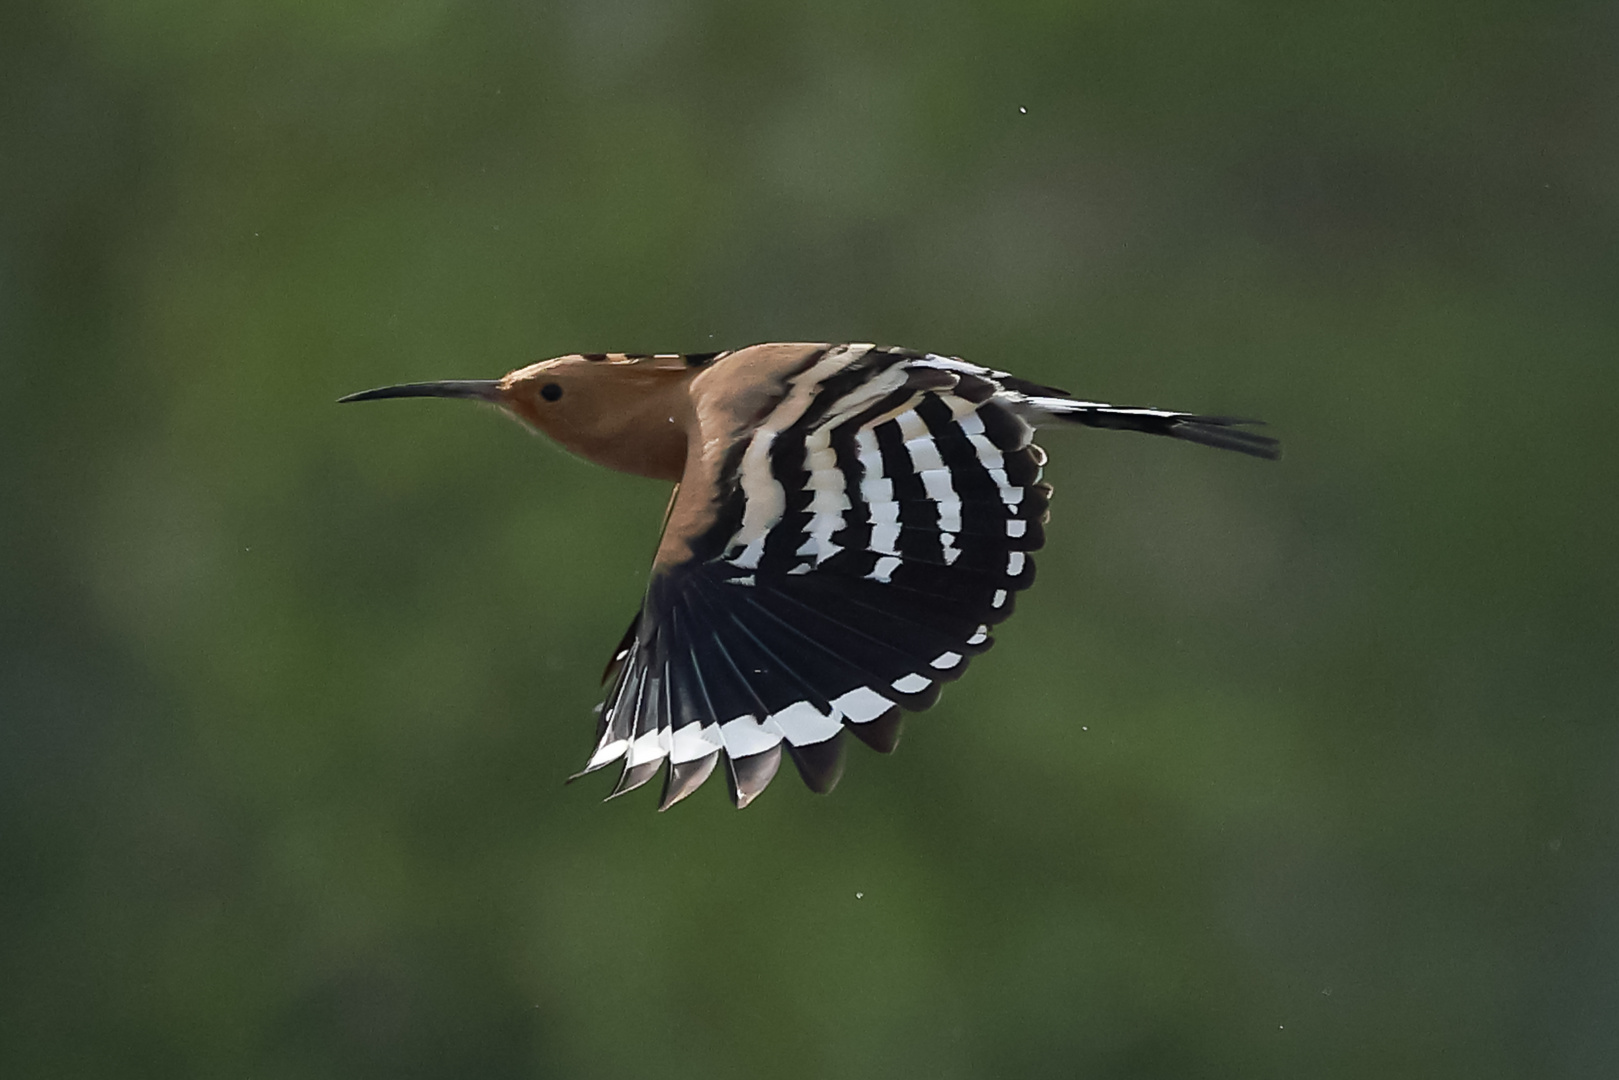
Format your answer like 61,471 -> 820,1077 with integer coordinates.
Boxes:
657,753 -> 720,811
726,744 -> 784,809
846,706 -> 905,754
604,758 -> 662,801
785,729 -> 847,794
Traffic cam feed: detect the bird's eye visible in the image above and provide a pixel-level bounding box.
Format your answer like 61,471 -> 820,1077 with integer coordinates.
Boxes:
540,382 -> 563,402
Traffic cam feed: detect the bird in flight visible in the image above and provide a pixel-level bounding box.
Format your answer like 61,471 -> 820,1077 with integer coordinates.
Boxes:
342,344 -> 1278,810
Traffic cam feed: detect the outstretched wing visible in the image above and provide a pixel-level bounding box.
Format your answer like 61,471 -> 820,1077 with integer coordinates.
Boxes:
577,345 -> 1051,809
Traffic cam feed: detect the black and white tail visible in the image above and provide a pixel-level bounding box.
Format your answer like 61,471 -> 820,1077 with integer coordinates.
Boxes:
1022,399 -> 1279,459
911,353 -> 1281,461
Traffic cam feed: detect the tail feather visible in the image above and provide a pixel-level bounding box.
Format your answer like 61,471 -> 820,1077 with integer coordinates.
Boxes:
1027,398 -> 1281,461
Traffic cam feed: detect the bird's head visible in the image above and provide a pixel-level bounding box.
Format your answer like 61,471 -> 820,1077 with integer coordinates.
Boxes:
340,353 -> 696,481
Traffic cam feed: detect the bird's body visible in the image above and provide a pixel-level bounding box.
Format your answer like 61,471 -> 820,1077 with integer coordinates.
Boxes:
342,343 -> 1278,809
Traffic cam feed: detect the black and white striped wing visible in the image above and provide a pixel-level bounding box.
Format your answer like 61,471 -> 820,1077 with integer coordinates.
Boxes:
579,345 -> 1052,809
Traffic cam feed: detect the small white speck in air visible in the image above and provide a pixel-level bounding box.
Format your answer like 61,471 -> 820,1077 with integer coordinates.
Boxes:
1019,106 -> 1028,114
1082,726 -> 1088,731
856,892 -> 864,899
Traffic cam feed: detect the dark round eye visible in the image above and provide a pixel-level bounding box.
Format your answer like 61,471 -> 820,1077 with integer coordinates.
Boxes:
539,382 -> 562,402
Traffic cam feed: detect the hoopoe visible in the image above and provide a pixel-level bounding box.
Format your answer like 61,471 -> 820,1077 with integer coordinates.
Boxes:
342,344 -> 1278,810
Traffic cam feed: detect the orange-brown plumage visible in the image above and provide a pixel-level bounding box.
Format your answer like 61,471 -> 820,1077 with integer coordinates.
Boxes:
497,353 -> 696,482
342,343 -> 1278,810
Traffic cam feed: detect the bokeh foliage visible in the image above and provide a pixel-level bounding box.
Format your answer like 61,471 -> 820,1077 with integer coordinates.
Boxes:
4,0 -> 1616,1076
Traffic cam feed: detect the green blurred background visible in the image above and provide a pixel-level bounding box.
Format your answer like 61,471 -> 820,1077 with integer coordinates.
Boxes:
5,0 -> 1616,1076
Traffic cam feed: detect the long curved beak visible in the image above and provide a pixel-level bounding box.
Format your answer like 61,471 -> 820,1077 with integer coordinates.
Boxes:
338,380 -> 504,404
